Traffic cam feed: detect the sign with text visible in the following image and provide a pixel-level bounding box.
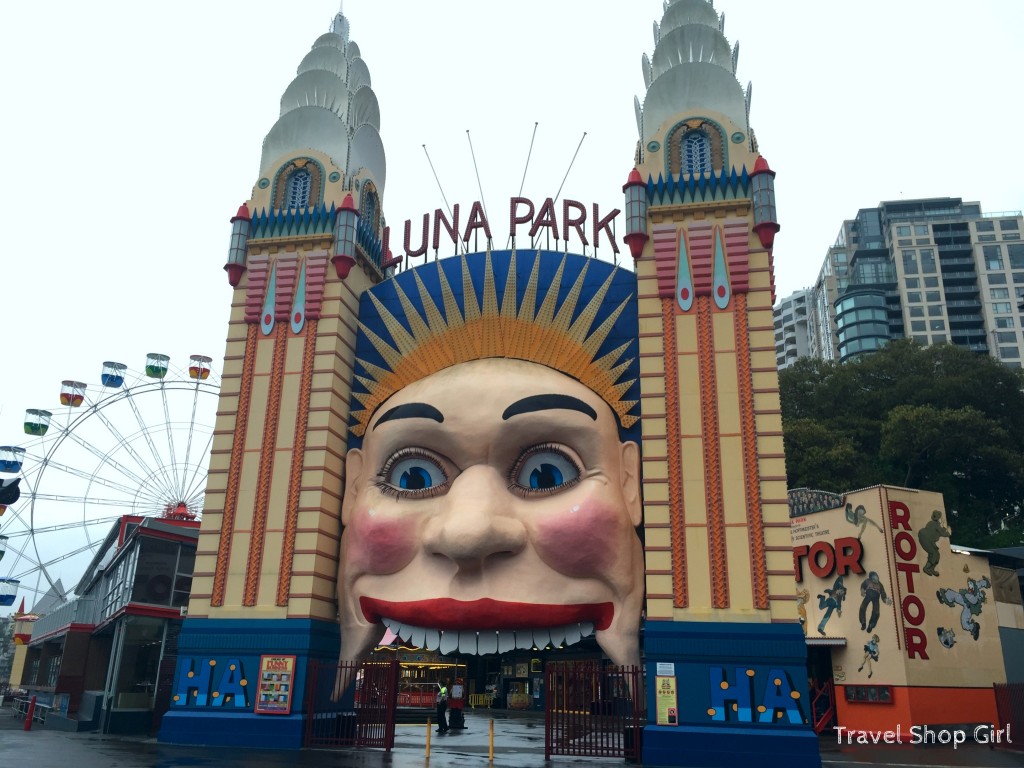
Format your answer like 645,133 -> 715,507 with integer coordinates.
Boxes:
656,676 -> 678,726
254,655 -> 296,715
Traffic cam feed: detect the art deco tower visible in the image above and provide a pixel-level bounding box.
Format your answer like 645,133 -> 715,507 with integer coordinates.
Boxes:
162,7 -> 393,747
627,2 -> 819,765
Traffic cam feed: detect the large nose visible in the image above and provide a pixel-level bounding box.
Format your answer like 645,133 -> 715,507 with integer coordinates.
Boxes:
423,464 -> 527,571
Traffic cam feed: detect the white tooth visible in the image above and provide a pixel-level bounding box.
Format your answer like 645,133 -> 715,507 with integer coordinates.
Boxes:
497,630 -> 516,653
579,622 -> 594,638
440,630 -> 460,654
478,631 -> 498,655
516,631 -> 533,650
384,618 -> 399,632
424,629 -> 441,651
410,625 -> 426,648
549,624 -> 566,647
564,624 -> 582,646
396,623 -> 412,642
533,629 -> 551,649
459,631 -> 479,655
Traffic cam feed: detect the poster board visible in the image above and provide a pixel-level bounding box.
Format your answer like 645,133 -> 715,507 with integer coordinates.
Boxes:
254,655 -> 296,715
655,675 -> 678,726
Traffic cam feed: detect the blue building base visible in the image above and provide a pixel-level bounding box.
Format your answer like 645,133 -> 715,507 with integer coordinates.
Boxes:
642,621 -> 822,768
158,617 -> 339,749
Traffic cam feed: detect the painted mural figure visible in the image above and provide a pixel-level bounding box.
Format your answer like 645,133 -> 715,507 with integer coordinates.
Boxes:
334,251 -> 645,683
936,626 -> 957,649
858,572 -> 892,633
816,576 -> 847,636
846,503 -> 882,541
796,588 -> 810,636
857,634 -> 880,678
917,510 -> 950,576
937,576 -> 991,641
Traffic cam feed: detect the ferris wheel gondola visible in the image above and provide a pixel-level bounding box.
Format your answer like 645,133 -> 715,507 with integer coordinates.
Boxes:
0,353 -> 219,611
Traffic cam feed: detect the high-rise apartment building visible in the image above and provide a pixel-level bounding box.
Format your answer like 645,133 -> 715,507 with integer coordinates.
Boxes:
773,290 -> 810,369
807,198 -> 1024,365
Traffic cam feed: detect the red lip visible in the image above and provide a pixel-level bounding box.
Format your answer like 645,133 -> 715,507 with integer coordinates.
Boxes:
360,597 -> 613,631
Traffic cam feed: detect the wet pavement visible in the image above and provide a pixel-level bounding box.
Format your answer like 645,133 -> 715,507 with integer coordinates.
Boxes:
1,703 -> 1021,768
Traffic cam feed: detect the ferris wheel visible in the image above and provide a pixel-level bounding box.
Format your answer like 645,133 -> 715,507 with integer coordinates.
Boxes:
0,353 -> 220,612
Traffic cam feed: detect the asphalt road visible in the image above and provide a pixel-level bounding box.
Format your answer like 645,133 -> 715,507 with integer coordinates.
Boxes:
1,704 -> 1021,768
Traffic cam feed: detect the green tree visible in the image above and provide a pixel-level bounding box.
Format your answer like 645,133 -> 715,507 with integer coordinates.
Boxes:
780,340 -> 1024,547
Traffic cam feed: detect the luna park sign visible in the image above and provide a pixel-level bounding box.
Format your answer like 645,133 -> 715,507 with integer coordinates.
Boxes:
381,197 -> 623,259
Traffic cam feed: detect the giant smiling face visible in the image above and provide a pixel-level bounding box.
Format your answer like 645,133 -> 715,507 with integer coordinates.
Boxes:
337,357 -> 644,669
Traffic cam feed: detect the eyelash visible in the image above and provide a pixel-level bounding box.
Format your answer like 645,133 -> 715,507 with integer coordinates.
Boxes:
507,443 -> 582,499
373,444 -> 583,499
375,448 -> 450,500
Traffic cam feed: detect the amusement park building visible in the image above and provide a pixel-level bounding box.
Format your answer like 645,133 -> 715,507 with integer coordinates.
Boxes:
790,485 -> 1024,737
10,515 -> 198,733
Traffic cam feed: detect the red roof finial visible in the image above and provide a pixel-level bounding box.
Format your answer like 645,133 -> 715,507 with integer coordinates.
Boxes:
338,193 -> 358,213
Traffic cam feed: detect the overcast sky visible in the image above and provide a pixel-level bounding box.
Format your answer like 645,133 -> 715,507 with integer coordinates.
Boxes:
0,0 -> 1021,607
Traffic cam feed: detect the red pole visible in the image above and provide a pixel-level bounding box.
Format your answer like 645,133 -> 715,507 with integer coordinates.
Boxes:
23,696 -> 36,731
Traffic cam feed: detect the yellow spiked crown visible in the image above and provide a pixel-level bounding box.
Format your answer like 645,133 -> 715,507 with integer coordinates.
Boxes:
350,249 -> 640,438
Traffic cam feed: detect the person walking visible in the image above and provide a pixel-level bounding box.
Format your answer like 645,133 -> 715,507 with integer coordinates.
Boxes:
435,679 -> 450,734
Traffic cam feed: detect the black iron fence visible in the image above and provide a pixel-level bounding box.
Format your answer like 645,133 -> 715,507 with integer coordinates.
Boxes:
994,682 -> 1024,747
545,661 -> 645,761
305,659 -> 399,750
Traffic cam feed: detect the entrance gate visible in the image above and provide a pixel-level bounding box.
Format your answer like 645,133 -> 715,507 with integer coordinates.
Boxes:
304,659 -> 400,750
545,661 -> 645,761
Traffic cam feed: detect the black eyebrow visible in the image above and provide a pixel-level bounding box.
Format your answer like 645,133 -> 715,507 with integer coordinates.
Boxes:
502,394 -> 597,421
372,403 -> 445,430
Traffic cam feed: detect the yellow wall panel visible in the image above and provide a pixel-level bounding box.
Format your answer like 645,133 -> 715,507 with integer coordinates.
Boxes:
712,314 -> 737,351
639,337 -> 666,355
645,438 -> 668,458
645,528 -> 671,548
646,551 -> 672,572
245,378 -> 270,449
646,574 -> 673,597
642,481 -> 669,503
644,395 -> 667,416
640,355 -> 665,376
646,599 -> 674,620
645,460 -> 668,481
685,531 -> 712,609
676,315 -> 699,353
754,391 -> 782,412
715,362 -> 741,435
729,527 -> 756,610
642,417 -> 667,438
639,317 -> 665,335
642,506 -> 670,528
758,457 -> 787,478
719,435 -> 747,525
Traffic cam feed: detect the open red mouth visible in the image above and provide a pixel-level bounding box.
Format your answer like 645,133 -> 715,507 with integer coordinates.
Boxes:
360,597 -> 613,631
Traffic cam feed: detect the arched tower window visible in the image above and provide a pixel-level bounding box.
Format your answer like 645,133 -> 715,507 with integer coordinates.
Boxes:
667,120 -> 726,178
286,169 -> 312,210
272,159 -> 324,212
683,132 -> 713,177
360,184 -> 380,233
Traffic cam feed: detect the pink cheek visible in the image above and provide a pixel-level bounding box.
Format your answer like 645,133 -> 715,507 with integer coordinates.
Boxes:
534,500 -> 623,578
344,508 -> 419,574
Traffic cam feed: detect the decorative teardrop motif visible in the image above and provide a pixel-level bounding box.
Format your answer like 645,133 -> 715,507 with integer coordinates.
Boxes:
291,261 -> 307,334
261,263 -> 277,336
712,227 -> 731,310
676,230 -> 694,313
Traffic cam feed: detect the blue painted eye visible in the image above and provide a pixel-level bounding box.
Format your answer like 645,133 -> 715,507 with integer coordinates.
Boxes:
514,450 -> 579,492
387,457 -> 446,492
